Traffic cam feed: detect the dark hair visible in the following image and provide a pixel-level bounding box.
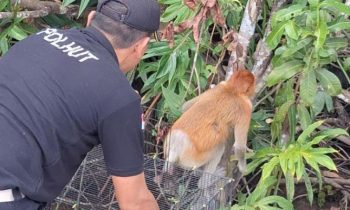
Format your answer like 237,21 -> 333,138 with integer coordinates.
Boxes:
91,4 -> 150,49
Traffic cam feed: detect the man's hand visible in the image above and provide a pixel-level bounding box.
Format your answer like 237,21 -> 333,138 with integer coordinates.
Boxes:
112,172 -> 159,210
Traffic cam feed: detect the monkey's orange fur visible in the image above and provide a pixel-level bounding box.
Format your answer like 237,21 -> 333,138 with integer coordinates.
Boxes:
164,70 -> 255,177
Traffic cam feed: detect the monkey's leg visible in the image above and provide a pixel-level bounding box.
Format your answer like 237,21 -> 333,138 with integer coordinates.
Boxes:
233,115 -> 250,173
163,129 -> 191,174
197,144 -> 225,189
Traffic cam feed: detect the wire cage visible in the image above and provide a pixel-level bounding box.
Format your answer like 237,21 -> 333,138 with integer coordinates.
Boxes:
48,108 -> 239,210
49,145 -> 235,210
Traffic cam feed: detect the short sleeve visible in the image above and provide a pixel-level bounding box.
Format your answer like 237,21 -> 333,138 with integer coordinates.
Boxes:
98,98 -> 144,177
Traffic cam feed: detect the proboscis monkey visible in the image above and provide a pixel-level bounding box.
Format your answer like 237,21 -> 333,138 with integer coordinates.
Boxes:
163,69 -> 255,187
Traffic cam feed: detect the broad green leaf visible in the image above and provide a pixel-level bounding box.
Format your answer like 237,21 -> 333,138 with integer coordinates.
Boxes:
249,177 -> 277,203
297,104 -> 312,130
316,68 -> 342,96
261,156 -> 279,180
275,80 -> 295,107
279,154 -> 288,175
161,3 -> 182,22
156,55 -> 170,78
324,93 -> 334,112
266,21 -> 288,50
314,12 -> 328,52
173,5 -> 192,24
282,37 -> 313,58
0,38 -> 8,55
296,156 -> 304,181
176,50 -> 190,77
246,158 -> 269,174
0,22 -> 14,41
317,128 -> 349,139
313,155 -> 337,171
309,147 -> 337,155
303,154 -> 321,174
308,0 -> 319,8
274,100 -> 294,123
320,0 -> 350,15
319,48 -> 337,58
285,20 -> 299,40
297,120 -> 324,143
303,168 -> 314,205
257,196 -> 293,210
324,38 -> 348,50
62,0 -> 75,6
307,135 -> 328,146
300,70 -> 317,106
0,0 -> 8,11
285,172 -> 295,201
78,0 -> 90,17
328,22 -> 350,32
311,92 -> 325,116
295,0 -> 308,6
272,4 -> 305,26
143,42 -> 172,59
167,52 -> 178,82
8,25 -> 27,41
267,60 -> 304,87
161,86 -> 182,115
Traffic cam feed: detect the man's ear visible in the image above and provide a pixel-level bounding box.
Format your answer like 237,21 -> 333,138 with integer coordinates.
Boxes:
134,37 -> 150,56
86,11 -> 96,27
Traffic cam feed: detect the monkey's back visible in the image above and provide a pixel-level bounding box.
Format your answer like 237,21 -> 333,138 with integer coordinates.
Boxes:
171,84 -> 250,158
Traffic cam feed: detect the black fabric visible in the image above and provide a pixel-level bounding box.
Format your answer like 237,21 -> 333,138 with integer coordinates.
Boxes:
0,27 -> 144,203
97,0 -> 160,32
0,197 -> 46,210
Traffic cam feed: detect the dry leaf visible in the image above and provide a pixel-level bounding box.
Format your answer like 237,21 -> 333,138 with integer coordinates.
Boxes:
184,0 -> 197,10
174,20 -> 193,33
192,8 -> 208,43
322,171 -> 340,178
210,4 -> 225,26
201,0 -> 216,7
162,22 -> 175,48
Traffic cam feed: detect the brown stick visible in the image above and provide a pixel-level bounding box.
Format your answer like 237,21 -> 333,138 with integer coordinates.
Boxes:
143,93 -> 162,124
226,0 -> 262,80
0,3 -> 78,19
252,0 -> 289,94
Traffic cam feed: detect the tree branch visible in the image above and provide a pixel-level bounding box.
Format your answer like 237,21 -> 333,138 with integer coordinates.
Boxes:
226,0 -> 262,80
252,0 -> 289,95
0,1 -> 78,19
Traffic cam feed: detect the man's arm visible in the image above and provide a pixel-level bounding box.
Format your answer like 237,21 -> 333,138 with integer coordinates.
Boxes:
112,172 -> 159,210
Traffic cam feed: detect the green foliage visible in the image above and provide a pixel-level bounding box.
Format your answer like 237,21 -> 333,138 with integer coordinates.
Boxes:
0,0 -> 37,55
266,0 -> 349,147
266,0 -> 348,113
232,177 -> 294,210
249,121 -> 348,204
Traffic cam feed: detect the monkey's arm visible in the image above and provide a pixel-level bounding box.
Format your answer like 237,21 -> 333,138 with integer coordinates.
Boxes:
233,110 -> 251,173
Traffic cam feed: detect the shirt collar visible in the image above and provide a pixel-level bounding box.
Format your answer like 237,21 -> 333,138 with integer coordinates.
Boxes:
81,26 -> 119,65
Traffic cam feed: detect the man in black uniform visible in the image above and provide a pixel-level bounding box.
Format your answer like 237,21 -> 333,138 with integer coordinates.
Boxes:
0,0 -> 160,209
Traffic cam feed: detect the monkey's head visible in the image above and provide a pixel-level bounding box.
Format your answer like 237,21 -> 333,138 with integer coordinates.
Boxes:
227,69 -> 255,97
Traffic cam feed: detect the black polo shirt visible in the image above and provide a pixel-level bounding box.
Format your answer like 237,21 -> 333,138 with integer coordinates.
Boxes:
0,27 -> 144,202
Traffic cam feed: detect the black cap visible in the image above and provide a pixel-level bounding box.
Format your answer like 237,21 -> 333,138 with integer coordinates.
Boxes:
96,0 -> 160,33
